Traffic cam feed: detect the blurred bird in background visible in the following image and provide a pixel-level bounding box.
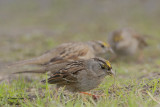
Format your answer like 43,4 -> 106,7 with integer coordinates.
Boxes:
107,28 -> 148,61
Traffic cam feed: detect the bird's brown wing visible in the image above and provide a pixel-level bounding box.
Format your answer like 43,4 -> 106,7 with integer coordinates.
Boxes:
133,34 -> 148,48
42,60 -> 85,85
47,43 -> 89,64
8,42 -> 89,67
125,28 -> 147,48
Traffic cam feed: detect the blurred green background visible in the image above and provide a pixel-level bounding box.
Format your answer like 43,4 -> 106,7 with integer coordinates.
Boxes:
0,0 -> 160,65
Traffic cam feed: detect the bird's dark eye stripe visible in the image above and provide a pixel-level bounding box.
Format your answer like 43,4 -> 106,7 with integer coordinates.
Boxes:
97,42 -> 105,48
101,44 -> 105,48
101,65 -> 106,69
108,67 -> 111,70
99,61 -> 107,67
94,58 -> 112,70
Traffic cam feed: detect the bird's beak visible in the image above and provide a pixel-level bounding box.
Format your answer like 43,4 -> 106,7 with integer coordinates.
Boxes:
108,47 -> 115,54
109,69 -> 115,77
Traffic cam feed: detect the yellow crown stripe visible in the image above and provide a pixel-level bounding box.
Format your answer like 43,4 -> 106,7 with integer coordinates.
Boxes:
114,35 -> 123,42
102,42 -> 110,47
105,60 -> 111,68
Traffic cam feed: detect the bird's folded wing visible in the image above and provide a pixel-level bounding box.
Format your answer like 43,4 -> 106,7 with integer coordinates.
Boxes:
133,34 -> 148,47
46,45 -> 89,64
42,61 -> 85,85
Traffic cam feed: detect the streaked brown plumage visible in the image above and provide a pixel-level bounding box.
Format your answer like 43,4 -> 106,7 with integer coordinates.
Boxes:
9,41 -> 113,67
15,57 -> 114,92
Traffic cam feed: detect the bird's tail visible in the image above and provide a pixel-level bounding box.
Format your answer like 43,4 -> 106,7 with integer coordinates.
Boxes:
13,68 -> 46,74
139,35 -> 148,48
7,52 -> 53,68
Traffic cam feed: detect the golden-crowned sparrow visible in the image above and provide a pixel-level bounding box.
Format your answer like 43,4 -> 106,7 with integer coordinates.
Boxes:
107,28 -> 147,56
9,41 -> 113,67
15,57 -> 114,92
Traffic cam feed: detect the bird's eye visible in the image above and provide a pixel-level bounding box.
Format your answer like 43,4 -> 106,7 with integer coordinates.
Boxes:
101,44 -> 105,48
107,67 -> 111,71
101,65 -> 106,69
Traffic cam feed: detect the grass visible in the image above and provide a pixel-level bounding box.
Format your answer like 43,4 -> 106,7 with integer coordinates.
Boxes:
0,0 -> 160,106
0,75 -> 159,106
